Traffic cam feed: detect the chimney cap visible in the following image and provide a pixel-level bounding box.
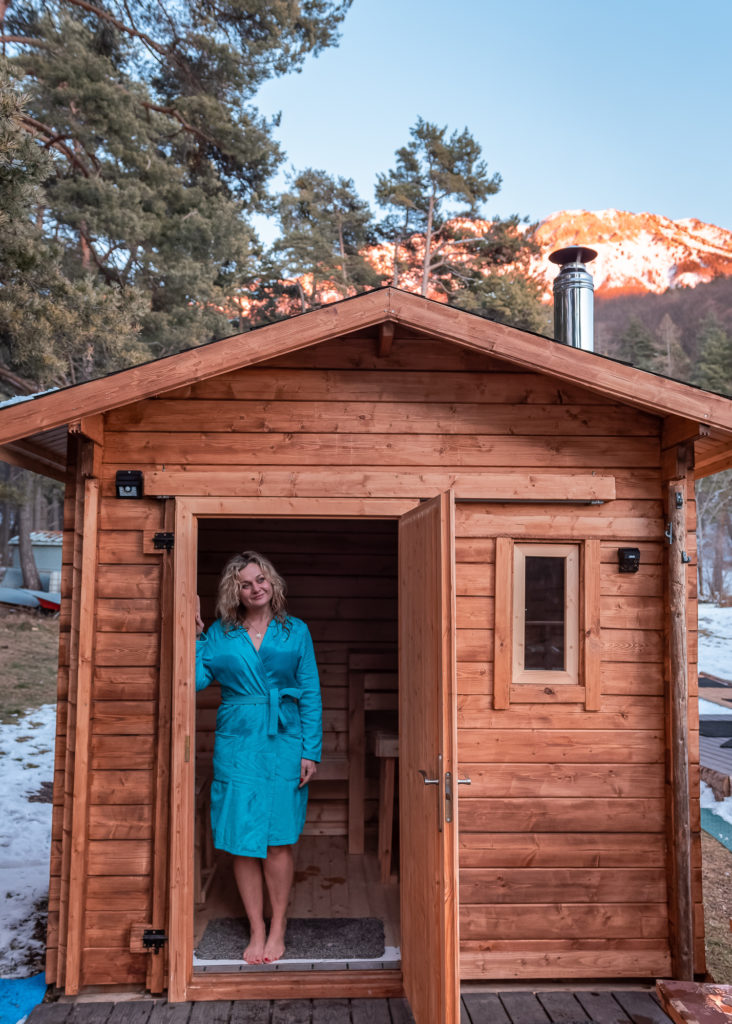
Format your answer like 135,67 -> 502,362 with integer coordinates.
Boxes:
549,245 -> 598,267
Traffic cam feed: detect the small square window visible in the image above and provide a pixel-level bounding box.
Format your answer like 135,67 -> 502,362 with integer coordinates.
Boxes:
494,537 -> 601,709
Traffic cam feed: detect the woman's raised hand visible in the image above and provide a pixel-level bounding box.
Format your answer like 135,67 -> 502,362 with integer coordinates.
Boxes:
195,595 -> 204,637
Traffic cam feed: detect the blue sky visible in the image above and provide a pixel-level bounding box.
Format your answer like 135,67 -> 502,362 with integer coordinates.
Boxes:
252,0 -> 731,239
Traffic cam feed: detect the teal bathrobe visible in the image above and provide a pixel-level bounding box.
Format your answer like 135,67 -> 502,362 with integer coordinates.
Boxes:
195,616 -> 322,858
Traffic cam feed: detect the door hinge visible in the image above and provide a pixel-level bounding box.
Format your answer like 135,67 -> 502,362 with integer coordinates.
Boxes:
153,531 -> 174,551
142,929 -> 168,954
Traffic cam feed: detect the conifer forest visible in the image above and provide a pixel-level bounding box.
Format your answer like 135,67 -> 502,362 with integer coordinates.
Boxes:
0,0 -> 730,598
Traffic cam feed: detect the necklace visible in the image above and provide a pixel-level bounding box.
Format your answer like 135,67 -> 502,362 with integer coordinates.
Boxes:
244,619 -> 269,639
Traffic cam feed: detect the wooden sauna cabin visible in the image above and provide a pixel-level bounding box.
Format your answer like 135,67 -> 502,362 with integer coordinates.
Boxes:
2,287 -> 732,1022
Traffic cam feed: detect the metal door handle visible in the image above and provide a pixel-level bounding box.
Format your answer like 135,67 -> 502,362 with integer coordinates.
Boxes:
418,770 -> 439,785
457,777 -> 472,785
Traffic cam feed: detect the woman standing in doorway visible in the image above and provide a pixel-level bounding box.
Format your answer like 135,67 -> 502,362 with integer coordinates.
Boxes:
195,551 -> 322,964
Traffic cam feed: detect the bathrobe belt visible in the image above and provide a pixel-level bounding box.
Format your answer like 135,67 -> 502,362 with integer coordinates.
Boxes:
223,689 -> 303,736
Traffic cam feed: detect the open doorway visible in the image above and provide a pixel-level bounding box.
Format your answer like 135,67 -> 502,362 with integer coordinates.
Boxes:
192,517 -> 400,973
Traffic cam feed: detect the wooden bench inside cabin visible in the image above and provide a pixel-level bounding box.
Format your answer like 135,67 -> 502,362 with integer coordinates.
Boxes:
346,649 -> 398,869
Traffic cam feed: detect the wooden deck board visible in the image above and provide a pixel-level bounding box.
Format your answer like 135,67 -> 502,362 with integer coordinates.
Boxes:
573,992 -> 632,1024
536,992 -> 591,1023
106,1006 -> 155,1024
311,1000 -> 351,1023
350,998 -> 393,1023
462,992 -> 511,1024
28,1006 -> 73,1024
147,1005 -> 193,1024
612,991 -> 670,1024
227,1003 -> 270,1024
189,1001 -> 231,1024
28,991 -> 677,1024
271,1001 -> 311,1024
500,991 -> 552,1024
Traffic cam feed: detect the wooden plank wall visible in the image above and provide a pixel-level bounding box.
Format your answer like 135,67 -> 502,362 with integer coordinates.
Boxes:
81,479 -> 164,987
195,518 -> 398,840
64,330 -> 703,987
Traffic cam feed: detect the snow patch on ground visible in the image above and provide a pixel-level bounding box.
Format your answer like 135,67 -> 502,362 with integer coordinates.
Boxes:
699,603 -> 732,679
701,780 -> 732,827
0,706 -> 55,978
699,697 -> 732,717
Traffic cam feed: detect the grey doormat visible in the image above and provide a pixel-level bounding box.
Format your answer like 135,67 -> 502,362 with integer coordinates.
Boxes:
195,916 -> 385,961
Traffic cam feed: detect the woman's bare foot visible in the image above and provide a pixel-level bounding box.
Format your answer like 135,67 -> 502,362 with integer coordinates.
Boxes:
243,926 -> 266,964
263,921 -> 286,963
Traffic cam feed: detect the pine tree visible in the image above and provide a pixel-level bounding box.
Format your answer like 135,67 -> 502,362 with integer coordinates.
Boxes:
453,272 -> 551,335
692,316 -> 732,395
272,169 -> 379,312
375,118 -> 545,329
376,118 -> 502,298
657,313 -> 691,381
0,62 -> 148,390
1,1 -> 352,364
614,317 -> 659,371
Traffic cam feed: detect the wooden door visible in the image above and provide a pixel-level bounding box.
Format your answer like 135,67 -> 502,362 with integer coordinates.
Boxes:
398,491 -> 460,1024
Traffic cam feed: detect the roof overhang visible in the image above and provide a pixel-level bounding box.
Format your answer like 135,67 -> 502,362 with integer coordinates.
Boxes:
1,287 -> 731,481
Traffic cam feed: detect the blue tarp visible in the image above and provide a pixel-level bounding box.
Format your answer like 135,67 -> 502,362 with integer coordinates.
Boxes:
701,806 -> 732,853
0,974 -> 47,1024
0,587 -> 39,608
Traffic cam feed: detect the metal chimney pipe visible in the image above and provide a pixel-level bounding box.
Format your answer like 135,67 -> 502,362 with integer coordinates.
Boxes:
549,246 -> 598,351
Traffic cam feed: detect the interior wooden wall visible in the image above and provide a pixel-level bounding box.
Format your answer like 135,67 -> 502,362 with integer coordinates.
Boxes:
52,329 -> 702,987
195,518 -> 397,840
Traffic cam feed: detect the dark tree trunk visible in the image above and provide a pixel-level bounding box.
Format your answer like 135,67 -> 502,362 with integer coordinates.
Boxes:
0,461 -> 9,567
18,476 -> 41,590
712,514 -> 725,603
34,475 -> 43,529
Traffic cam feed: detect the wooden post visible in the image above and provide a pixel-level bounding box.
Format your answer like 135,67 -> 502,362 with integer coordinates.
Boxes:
168,498 -> 197,1002
64,470 -> 100,993
147,498 -> 174,993
666,444 -> 694,980
55,435 -> 82,989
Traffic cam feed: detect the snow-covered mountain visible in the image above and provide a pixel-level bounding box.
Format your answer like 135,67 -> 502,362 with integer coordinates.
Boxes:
534,209 -> 732,296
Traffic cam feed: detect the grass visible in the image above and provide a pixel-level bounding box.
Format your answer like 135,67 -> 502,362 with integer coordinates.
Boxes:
0,608 -> 59,723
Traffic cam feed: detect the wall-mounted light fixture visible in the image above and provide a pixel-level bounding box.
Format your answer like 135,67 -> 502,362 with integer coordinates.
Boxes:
115,469 -> 144,499
618,547 -> 640,573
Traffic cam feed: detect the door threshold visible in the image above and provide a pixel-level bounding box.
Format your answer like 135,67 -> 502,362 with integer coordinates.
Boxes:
194,953 -> 402,973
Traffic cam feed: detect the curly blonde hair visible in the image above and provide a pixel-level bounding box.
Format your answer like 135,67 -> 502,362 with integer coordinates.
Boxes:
215,551 -> 289,630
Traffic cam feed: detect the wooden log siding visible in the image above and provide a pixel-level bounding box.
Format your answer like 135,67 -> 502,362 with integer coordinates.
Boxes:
66,330 -> 702,987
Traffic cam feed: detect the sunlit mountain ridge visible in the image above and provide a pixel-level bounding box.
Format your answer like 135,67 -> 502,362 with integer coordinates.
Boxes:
533,209 -> 732,297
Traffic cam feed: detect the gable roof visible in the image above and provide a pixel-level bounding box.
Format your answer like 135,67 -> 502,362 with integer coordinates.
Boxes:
1,287 -> 731,480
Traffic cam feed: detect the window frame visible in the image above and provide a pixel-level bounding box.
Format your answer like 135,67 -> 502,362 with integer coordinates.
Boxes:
493,537 -> 601,710
512,542 -> 579,685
